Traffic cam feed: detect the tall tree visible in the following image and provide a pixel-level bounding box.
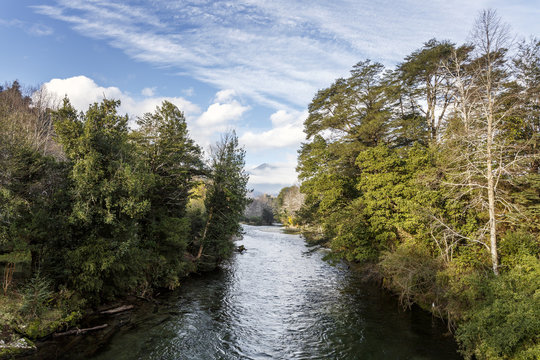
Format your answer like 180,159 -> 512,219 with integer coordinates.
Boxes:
196,131 -> 249,267
132,101 -> 203,289
134,101 -> 203,216
298,60 -> 392,235
441,10 -> 533,275
398,39 -> 456,142
54,99 -> 151,299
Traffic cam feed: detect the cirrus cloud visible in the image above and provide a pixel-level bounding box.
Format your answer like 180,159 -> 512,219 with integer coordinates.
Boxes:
33,0 -> 540,111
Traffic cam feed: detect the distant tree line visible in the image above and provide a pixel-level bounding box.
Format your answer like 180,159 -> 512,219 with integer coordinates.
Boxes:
243,194 -> 276,226
243,187 -> 305,227
275,185 -> 304,227
0,81 -> 249,339
296,10 -> 539,360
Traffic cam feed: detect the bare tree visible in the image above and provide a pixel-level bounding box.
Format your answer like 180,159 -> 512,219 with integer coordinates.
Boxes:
30,86 -> 62,157
440,10 -> 536,275
0,82 -> 62,158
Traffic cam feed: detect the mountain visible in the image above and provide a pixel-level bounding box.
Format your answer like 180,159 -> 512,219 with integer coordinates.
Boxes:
252,163 -> 278,171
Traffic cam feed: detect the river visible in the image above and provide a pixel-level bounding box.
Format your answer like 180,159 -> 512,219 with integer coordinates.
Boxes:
29,225 -> 461,359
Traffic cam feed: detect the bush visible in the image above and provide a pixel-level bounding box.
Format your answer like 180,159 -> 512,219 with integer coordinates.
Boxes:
380,241 -> 444,309
456,255 -> 540,360
499,231 -> 540,271
20,273 -> 53,318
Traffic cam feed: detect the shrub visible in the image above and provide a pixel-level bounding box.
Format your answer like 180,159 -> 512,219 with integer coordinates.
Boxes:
380,241 -> 444,309
20,273 -> 53,318
456,255 -> 540,360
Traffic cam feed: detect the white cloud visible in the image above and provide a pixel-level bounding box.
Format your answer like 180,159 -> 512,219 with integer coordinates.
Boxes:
43,76 -> 124,111
0,18 -> 53,37
196,89 -> 249,133
240,110 -> 307,151
214,89 -> 237,103
247,161 -> 298,186
141,87 -> 156,97
42,75 -> 200,120
197,102 -> 248,128
270,110 -> 300,126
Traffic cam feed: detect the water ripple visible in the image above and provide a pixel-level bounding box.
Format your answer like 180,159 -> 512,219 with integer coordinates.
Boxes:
87,224 -> 460,360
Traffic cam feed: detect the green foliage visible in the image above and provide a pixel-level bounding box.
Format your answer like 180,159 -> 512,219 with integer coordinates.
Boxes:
133,100 -> 203,217
53,99 -> 150,301
298,60 -> 392,235
21,273 -> 53,318
296,27 -> 539,360
47,99 -> 246,300
326,200 -> 375,262
132,101 -> 203,290
499,231 -> 540,271
380,240 -> 444,309
201,132 -> 250,265
456,256 -> 540,360
262,207 -> 274,225
141,216 -> 193,290
1,84 -> 251,346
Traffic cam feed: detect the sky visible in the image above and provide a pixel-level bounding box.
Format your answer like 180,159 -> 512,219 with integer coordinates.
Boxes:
1,0 -> 539,194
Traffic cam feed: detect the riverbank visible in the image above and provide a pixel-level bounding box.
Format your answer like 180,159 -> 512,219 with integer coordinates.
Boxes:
0,288 -> 124,358
1,282 -> 182,358
13,295 -> 160,359
295,224 -> 540,359
1,242 -> 254,359
16,225 -> 460,359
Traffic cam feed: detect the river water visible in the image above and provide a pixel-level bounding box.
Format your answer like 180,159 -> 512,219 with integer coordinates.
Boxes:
32,225 -> 461,359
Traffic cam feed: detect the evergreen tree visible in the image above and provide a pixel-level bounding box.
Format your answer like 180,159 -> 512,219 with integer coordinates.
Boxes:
54,99 -> 151,301
133,101 -> 203,289
197,132 -> 250,268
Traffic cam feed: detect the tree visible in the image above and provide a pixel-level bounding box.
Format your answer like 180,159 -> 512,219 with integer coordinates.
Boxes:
510,38 -> 540,231
398,39 -> 457,142
196,131 -> 249,267
297,60 -> 392,238
0,82 -> 67,276
304,60 -> 391,147
132,101 -> 203,289
54,99 -> 151,300
441,10 -> 534,275
134,101 -> 203,215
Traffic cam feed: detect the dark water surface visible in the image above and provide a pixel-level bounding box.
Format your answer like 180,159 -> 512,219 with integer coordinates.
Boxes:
34,225 -> 461,359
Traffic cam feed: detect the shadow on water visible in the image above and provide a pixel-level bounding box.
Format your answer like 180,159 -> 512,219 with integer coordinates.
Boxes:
26,225 -> 461,359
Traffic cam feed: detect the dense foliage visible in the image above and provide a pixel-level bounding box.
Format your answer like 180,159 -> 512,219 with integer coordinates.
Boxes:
296,11 -> 539,359
243,194 -> 276,226
275,186 -> 304,226
0,84 -> 249,340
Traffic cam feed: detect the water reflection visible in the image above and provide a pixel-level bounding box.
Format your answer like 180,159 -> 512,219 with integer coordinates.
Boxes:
44,225 -> 461,359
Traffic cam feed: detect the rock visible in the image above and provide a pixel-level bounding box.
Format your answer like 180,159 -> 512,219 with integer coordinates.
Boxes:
0,336 -> 36,358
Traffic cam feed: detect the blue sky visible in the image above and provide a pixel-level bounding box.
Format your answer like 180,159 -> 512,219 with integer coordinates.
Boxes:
1,0 -> 539,194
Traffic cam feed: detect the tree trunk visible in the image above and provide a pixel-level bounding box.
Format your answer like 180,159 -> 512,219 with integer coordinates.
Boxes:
486,149 -> 499,275
486,93 -> 499,275
196,210 -> 213,260
30,249 -> 40,275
